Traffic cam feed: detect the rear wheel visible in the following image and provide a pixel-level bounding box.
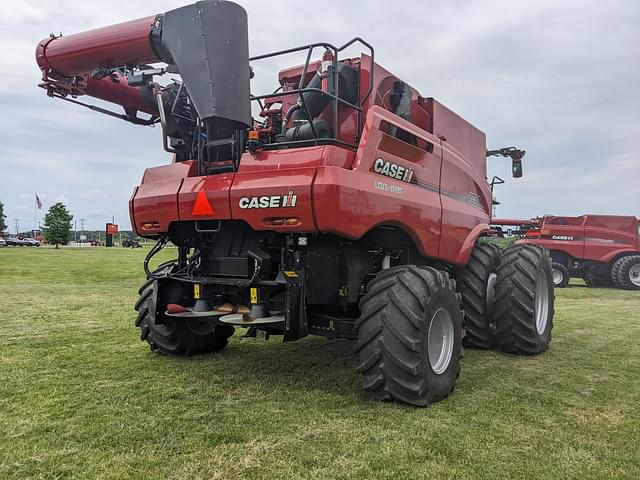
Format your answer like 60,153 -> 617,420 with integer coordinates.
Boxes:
551,262 -> 570,288
494,245 -> 554,354
134,268 -> 235,356
355,265 -> 463,407
611,255 -> 640,290
457,242 -> 501,349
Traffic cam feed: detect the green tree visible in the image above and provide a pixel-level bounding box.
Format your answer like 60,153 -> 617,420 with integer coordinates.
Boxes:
43,202 -> 73,248
0,201 -> 6,237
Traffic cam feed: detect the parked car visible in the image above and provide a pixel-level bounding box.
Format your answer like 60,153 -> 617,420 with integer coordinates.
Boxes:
22,237 -> 41,247
0,238 -> 6,247
121,239 -> 140,248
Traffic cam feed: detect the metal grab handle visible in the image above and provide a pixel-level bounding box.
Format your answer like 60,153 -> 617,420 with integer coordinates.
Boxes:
156,90 -> 177,154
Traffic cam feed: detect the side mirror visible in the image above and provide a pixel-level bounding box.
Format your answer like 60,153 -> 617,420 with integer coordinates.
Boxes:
512,158 -> 523,178
487,146 -> 526,178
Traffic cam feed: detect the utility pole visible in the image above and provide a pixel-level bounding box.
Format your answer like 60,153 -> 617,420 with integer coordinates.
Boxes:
74,219 -> 77,242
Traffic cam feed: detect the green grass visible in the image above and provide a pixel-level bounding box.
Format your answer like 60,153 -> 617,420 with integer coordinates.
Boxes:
1,247 -> 639,479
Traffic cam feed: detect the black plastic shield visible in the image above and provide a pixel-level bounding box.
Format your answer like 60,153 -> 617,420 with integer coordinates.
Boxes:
160,1 -> 251,127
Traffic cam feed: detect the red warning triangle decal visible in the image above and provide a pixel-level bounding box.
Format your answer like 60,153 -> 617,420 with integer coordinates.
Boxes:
192,188 -> 215,216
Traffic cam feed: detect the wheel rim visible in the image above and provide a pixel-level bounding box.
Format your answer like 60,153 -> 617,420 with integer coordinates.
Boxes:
486,272 -> 497,318
534,271 -> 550,335
551,268 -> 563,286
629,264 -> 640,287
427,307 -> 455,375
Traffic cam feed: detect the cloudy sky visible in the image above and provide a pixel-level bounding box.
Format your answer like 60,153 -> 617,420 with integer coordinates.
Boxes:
1,0 -> 638,232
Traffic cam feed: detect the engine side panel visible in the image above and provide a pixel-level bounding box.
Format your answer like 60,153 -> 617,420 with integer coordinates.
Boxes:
584,215 -> 640,262
314,106 -> 444,260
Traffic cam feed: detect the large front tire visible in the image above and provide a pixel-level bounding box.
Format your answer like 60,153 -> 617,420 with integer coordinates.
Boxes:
355,266 -> 463,407
494,245 -> 554,354
134,273 -> 235,356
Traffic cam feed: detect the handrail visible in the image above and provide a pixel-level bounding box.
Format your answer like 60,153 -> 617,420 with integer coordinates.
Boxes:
156,91 -> 177,153
249,37 -> 375,150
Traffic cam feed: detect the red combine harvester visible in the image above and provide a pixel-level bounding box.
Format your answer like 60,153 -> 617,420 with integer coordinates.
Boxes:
493,215 -> 640,290
36,1 -> 555,406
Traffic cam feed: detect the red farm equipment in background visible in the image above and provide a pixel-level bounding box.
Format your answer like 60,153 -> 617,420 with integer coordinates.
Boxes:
493,215 -> 640,290
35,1 -> 555,406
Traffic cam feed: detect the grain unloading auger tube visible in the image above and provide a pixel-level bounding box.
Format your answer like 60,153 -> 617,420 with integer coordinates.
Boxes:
36,1 -> 251,140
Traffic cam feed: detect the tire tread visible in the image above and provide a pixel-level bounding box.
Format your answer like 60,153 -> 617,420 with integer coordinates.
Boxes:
134,268 -> 234,356
494,244 -> 554,354
611,255 -> 640,290
457,242 -> 501,349
356,266 -> 462,406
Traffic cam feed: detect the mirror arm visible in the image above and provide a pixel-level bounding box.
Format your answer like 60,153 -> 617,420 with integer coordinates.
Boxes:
486,147 -> 526,178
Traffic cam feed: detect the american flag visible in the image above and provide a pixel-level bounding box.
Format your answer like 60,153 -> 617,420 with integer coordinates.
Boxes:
36,194 -> 43,209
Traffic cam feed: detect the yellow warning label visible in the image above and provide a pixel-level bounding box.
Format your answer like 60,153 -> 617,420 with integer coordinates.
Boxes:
283,271 -> 299,278
250,287 -> 258,304
194,284 -> 201,299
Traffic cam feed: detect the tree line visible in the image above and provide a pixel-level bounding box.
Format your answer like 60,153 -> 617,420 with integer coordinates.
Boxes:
1,201 -> 138,248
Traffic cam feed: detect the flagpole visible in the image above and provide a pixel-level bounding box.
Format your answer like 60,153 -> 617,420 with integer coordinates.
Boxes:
34,192 -> 37,232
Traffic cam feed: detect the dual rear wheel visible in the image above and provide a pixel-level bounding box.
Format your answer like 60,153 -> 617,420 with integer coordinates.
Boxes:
493,245 -> 554,354
354,243 -> 554,406
611,255 -> 640,290
457,243 -> 554,353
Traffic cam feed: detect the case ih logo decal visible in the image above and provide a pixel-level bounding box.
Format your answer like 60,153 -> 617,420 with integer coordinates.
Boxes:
551,235 -> 575,241
373,158 -> 414,183
239,191 -> 298,209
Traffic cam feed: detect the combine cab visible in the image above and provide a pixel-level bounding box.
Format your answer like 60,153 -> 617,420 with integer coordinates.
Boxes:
36,1 -> 555,406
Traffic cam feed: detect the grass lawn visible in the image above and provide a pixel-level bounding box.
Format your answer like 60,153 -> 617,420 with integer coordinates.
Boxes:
1,247 -> 639,479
